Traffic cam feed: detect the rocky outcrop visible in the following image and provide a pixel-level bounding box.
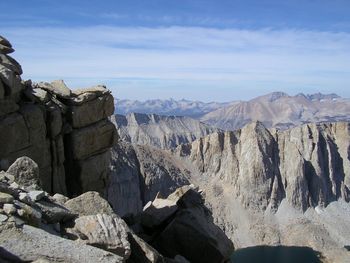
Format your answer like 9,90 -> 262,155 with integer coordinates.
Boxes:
73,213 -> 131,259
113,113 -> 218,149
65,191 -> 115,216
131,185 -> 234,263
172,121 -> 350,262
176,121 -> 350,212
0,36 -> 117,197
108,142 -> 191,217
0,169 -> 161,262
1,164 -> 233,263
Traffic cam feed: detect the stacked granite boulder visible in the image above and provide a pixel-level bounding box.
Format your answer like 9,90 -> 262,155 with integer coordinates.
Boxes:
0,161 -> 167,263
0,35 -> 117,197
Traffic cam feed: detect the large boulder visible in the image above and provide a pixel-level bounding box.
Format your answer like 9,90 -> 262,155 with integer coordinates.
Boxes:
152,207 -> 234,263
127,231 -> 168,263
73,213 -> 131,260
0,223 -> 124,262
6,157 -> 40,190
140,186 -> 235,263
64,191 -> 114,216
36,80 -> 71,99
35,198 -> 77,224
141,195 -> 178,229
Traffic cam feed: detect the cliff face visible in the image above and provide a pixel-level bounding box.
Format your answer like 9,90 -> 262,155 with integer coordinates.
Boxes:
0,36 -> 117,197
173,121 -> 350,262
108,141 -> 190,217
176,121 -> 350,212
112,112 -> 218,149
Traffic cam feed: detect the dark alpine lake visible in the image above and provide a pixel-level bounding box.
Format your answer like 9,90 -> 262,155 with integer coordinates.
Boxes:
231,245 -> 323,263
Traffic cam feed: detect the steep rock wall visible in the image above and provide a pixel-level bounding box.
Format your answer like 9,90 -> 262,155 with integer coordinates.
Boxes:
0,36 -> 117,197
176,121 -> 350,211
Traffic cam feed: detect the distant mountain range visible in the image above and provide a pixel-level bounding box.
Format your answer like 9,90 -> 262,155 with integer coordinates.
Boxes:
114,98 -> 233,118
115,92 -> 350,130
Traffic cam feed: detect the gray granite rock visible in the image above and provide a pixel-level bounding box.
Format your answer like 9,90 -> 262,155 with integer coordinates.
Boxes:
7,157 -> 40,190
73,213 -> 131,260
3,203 -> 16,215
36,80 -> 71,99
0,223 -> 124,262
0,54 -> 22,75
0,43 -> 14,54
0,192 -> 14,203
65,191 -> 114,216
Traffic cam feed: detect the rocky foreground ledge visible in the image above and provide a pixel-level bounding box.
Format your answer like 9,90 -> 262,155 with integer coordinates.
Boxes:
0,156 -> 234,262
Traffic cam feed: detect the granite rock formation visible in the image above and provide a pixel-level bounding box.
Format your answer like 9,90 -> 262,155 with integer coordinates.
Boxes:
112,113 -> 218,149
1,36 -> 235,263
0,158 -> 233,263
108,141 -> 191,217
0,36 -> 117,197
175,121 -> 350,212
173,121 -> 350,262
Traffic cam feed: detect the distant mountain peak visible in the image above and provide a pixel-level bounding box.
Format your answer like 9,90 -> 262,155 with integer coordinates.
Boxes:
255,92 -> 289,102
296,92 -> 340,100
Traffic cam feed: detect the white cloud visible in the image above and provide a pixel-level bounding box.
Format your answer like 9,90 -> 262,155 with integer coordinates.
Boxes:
2,26 -> 350,100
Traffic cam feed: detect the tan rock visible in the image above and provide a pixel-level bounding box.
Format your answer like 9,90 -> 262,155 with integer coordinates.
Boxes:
52,193 -> 69,205
36,80 -> 71,99
67,119 -> 117,160
3,203 -> 16,215
64,191 -> 114,216
69,85 -> 110,105
68,93 -> 114,128
73,213 -> 131,259
141,197 -> 177,229
0,192 -> 14,203
0,223 -> 124,262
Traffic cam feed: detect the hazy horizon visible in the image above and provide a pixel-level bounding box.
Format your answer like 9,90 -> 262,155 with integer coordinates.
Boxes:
1,0 -> 350,102
114,90 -> 348,103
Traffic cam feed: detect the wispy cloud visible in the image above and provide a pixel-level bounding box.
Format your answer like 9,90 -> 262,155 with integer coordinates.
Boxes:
2,26 -> 350,101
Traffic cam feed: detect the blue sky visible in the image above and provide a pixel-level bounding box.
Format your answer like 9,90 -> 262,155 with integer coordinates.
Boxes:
1,0 -> 350,101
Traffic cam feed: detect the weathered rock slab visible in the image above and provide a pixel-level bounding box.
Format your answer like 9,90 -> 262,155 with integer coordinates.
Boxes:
0,223 -> 124,262
68,93 -> 114,128
73,214 -> 131,259
67,120 -> 117,160
65,191 -> 114,216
